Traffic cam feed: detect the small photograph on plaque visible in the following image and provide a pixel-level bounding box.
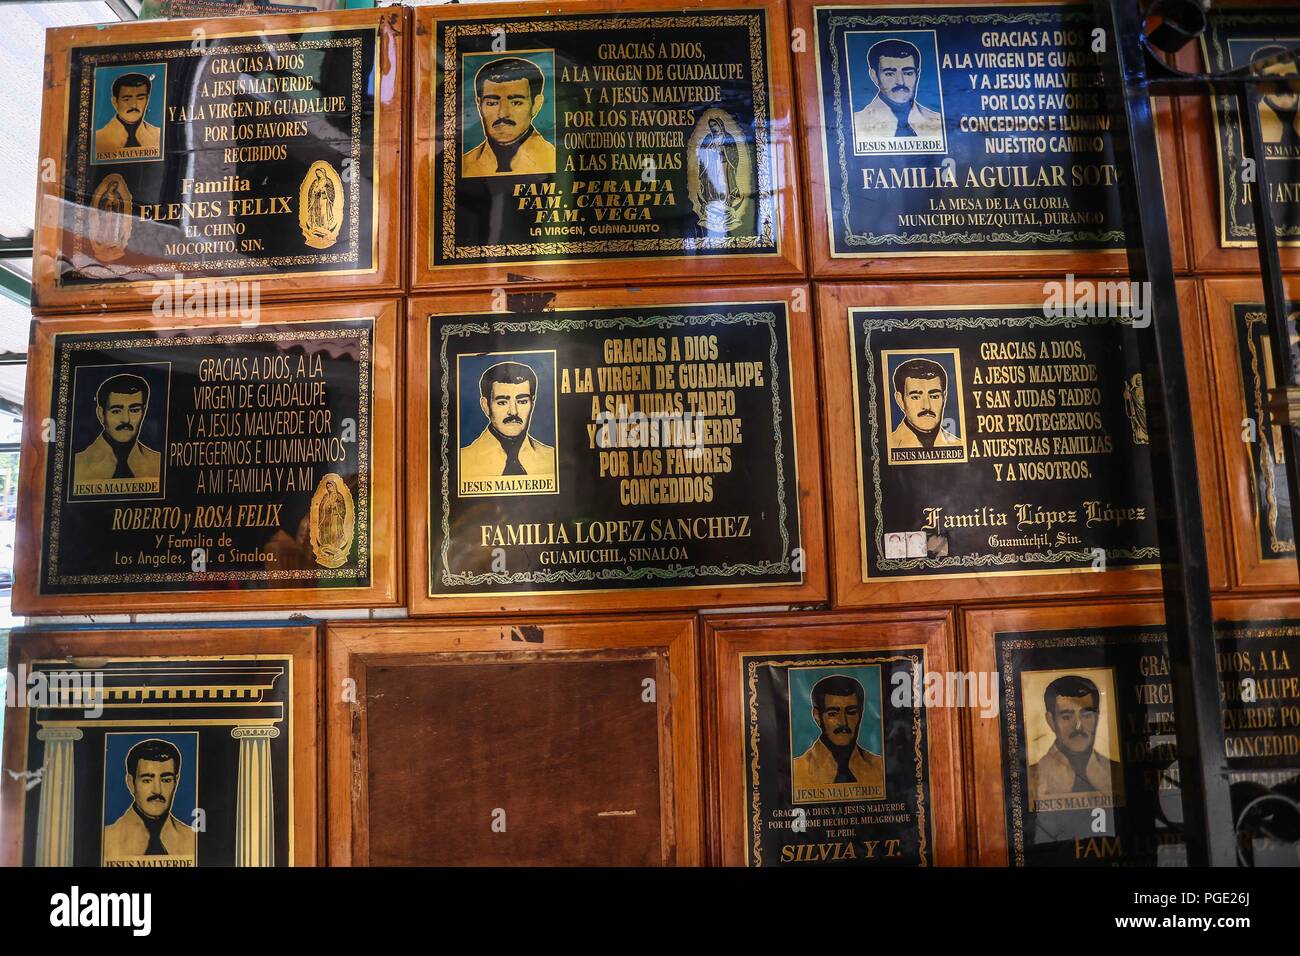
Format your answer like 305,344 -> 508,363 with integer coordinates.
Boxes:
1,625 -> 320,867
456,349 -> 559,497
786,664 -> 886,803
846,32 -> 947,156
459,51 -> 558,178
35,8 -> 403,308
414,0 -> 803,286
880,349 -> 967,464
409,286 -> 825,614
90,65 -> 167,165
67,363 -> 170,500
705,610 -> 964,866
1018,667 -> 1125,814
15,301 -> 400,613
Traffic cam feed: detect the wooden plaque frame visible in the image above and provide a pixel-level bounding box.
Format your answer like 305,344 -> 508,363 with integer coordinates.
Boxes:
13,297 -> 403,614
325,614 -> 702,866
963,594 -> 1300,865
1202,276 -> 1300,589
792,0 -> 1189,279
406,283 -> 827,616
1173,2 -> 1300,274
32,7 -> 407,313
816,279 -> 1230,607
0,622 -> 322,867
702,607 -> 966,866
409,0 -> 804,291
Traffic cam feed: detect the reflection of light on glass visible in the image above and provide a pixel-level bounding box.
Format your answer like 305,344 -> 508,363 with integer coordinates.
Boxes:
0,3 -> 122,241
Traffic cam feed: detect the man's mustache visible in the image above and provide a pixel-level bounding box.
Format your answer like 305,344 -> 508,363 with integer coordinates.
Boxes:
831,725 -> 851,735
916,409 -> 936,419
503,414 -> 523,425
492,118 -> 517,128
114,423 -> 135,432
146,794 -> 166,803
891,85 -> 910,93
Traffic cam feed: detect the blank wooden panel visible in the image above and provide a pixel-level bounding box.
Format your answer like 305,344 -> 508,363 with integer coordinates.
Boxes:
364,656 -> 663,866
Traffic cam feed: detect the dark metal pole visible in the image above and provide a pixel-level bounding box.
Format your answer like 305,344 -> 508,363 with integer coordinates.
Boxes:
1094,0 -> 1235,866
1239,88 -> 1300,553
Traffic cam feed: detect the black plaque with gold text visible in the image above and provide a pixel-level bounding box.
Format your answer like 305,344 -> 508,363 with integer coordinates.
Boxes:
997,619 -> 1300,866
58,21 -> 379,285
431,9 -> 779,267
850,303 -> 1158,581
425,301 -> 802,599
39,319 -> 373,594
741,648 -> 934,866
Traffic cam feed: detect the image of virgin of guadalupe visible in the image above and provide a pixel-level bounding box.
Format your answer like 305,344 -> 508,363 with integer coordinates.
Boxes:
307,167 -> 336,234
309,472 -> 354,569
699,117 -> 740,209
90,175 -> 133,261
691,110 -> 749,233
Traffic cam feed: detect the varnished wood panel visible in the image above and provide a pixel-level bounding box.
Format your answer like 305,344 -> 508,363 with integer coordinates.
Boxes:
325,615 -> 702,866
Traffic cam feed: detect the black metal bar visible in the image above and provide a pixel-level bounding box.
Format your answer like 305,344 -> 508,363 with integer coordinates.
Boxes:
1238,87 -> 1300,560
1095,0 -> 1235,866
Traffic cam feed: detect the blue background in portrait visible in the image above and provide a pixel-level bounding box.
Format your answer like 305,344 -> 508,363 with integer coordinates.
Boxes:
789,665 -> 882,756
816,6 -> 1123,255
884,350 -> 962,438
101,731 -> 198,828
461,50 -> 556,152
844,30 -> 943,119
1227,36 -> 1300,69
70,361 -> 169,459
457,350 -> 557,450
91,63 -> 167,134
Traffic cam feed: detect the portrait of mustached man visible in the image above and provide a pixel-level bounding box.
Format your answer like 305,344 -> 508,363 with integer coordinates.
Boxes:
462,56 -> 557,177
460,361 -> 556,480
853,38 -> 943,144
94,71 -> 161,160
72,372 -> 161,485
